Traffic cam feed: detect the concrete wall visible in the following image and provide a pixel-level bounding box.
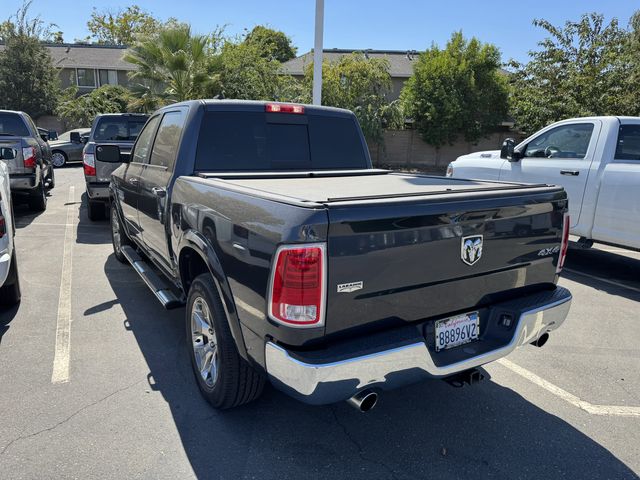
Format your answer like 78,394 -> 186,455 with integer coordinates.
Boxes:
369,129 -> 525,174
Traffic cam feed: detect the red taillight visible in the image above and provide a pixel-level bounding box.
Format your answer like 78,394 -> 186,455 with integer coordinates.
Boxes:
268,244 -> 325,327
557,213 -> 570,273
83,153 -> 96,176
265,103 -> 305,114
22,146 -> 36,168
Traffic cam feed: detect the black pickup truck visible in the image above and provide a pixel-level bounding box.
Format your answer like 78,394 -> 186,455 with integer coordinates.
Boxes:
98,100 -> 572,411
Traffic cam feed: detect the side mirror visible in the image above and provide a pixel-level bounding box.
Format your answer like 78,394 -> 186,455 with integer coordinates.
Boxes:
80,136 -> 88,144
48,130 -> 58,141
95,144 -> 129,164
0,147 -> 16,160
500,138 -> 522,162
70,131 -> 81,143
40,133 -> 49,142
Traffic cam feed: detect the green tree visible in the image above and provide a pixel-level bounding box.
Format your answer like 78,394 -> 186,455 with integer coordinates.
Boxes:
243,26 -> 297,62
303,52 -> 402,143
509,13 -> 634,134
218,40 -> 301,101
57,85 -> 132,128
87,6 -> 160,45
125,25 -> 221,104
626,11 -> 640,115
401,32 -> 508,148
0,2 -> 59,117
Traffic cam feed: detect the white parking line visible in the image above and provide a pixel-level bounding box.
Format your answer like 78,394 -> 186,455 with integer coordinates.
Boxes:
498,358 -> 640,417
51,186 -> 76,384
564,268 -> 640,295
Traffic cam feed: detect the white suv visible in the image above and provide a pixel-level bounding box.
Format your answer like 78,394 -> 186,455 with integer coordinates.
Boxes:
0,159 -> 21,306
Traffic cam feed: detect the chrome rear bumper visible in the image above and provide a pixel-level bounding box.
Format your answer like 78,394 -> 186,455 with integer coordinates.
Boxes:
265,287 -> 572,405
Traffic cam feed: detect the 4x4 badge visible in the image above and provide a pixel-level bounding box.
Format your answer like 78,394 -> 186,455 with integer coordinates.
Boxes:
461,235 -> 483,266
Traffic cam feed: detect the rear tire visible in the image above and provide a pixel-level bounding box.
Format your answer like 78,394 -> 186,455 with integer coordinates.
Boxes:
87,200 -> 105,221
111,205 -> 132,263
186,274 -> 265,409
0,250 -> 21,307
45,167 -> 55,189
28,179 -> 47,212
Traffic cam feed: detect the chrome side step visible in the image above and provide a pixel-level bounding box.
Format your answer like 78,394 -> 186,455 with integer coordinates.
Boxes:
120,246 -> 184,309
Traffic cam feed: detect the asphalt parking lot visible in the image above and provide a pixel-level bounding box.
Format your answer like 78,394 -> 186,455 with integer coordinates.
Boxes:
0,167 -> 638,480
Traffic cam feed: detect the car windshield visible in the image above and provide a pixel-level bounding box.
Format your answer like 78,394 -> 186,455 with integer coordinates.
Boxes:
195,111 -> 368,171
0,113 -> 29,137
93,117 -> 147,142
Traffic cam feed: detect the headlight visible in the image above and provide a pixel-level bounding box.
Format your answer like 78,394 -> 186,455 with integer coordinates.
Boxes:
445,163 -> 453,177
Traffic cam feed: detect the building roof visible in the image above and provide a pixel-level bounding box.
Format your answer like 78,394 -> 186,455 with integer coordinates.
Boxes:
282,49 -> 420,78
0,42 -> 135,71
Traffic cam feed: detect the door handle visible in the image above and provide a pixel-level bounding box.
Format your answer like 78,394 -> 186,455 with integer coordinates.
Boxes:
128,177 -> 139,185
560,170 -> 579,176
151,187 -> 166,198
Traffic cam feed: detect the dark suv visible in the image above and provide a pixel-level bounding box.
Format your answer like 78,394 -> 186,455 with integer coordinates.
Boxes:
83,113 -> 148,220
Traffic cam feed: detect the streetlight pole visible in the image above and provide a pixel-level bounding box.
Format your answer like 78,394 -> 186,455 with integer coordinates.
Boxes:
312,0 -> 324,105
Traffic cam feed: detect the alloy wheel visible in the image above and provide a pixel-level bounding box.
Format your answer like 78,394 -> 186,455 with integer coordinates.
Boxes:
191,296 -> 219,388
51,152 -> 65,167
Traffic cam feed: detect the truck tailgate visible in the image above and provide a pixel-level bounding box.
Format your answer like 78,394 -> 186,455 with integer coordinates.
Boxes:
196,171 -> 567,337
0,137 -> 27,174
324,188 -> 566,335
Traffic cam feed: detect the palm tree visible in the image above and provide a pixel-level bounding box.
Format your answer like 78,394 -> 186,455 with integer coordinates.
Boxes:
124,25 -> 220,104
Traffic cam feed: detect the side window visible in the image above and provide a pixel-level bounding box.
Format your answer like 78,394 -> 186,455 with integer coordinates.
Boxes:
131,116 -> 160,164
524,124 -> 594,159
615,125 -> 640,161
149,110 -> 187,169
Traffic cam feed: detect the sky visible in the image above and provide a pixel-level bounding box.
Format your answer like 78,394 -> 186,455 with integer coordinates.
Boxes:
3,0 -> 637,63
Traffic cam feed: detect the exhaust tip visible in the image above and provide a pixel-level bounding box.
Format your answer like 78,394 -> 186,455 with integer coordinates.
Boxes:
346,390 -> 378,413
531,332 -> 549,348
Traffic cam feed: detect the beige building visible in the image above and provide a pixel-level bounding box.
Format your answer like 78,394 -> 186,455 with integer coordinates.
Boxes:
43,43 -> 134,92
282,49 -> 420,101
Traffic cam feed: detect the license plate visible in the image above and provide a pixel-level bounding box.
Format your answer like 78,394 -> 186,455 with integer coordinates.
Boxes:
435,312 -> 479,352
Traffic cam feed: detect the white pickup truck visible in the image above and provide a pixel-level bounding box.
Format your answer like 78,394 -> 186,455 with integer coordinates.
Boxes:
447,116 -> 640,250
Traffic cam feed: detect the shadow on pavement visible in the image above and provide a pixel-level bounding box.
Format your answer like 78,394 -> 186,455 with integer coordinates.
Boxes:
12,201 -> 47,229
0,303 -> 19,346
98,251 -> 638,480
563,247 -> 640,301
75,192 -> 111,245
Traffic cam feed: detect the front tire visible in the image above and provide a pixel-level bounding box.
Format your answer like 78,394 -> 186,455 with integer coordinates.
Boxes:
111,205 -> 132,263
51,151 -> 67,168
187,274 -> 265,409
28,178 -> 47,212
0,250 -> 21,306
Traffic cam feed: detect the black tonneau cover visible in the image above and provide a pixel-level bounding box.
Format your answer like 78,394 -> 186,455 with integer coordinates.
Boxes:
195,170 -> 559,205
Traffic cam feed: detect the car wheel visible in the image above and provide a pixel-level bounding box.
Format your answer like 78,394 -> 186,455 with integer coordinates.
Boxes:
87,200 -> 105,221
0,249 -> 21,306
28,178 -> 47,212
51,151 -> 67,168
111,205 -> 132,263
187,273 -> 265,409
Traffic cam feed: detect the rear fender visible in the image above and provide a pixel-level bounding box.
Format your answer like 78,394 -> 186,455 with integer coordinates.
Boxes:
178,229 -> 249,361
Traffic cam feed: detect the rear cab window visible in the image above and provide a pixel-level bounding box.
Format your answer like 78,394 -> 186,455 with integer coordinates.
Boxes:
615,125 -> 640,161
93,116 -> 148,142
0,113 -> 29,137
195,110 -> 368,171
